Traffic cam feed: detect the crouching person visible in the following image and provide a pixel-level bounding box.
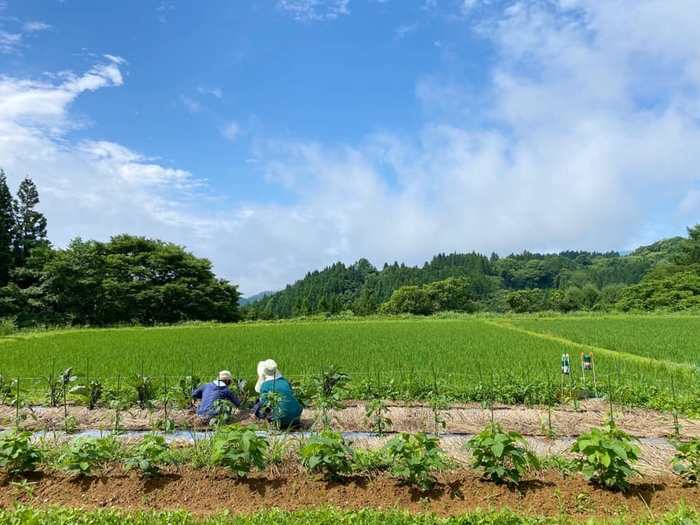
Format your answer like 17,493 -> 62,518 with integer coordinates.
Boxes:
253,359 -> 302,430
193,370 -> 242,425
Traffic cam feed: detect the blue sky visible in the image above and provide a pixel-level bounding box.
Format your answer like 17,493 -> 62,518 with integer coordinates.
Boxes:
1,0 -> 699,295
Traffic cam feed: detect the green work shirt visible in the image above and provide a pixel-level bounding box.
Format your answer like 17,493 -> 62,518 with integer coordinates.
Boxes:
259,377 -> 303,428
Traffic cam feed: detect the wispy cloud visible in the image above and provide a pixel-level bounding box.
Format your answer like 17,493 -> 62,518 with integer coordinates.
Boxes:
276,0 -> 350,22
197,86 -> 224,101
221,121 -> 241,142
179,95 -> 202,114
0,29 -> 21,54
156,1 -> 174,23
22,21 -> 51,33
394,22 -> 418,41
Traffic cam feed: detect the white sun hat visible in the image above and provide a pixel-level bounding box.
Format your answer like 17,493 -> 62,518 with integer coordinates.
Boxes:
255,359 -> 282,393
218,370 -> 233,381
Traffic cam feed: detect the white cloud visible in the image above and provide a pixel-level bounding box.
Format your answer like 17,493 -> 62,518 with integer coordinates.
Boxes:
0,29 -> 21,54
179,95 -> 202,114
197,86 -> 223,100
156,2 -> 174,23
221,121 -> 241,142
22,21 -> 51,33
233,0 -> 700,292
0,59 -> 229,283
276,0 -> 350,22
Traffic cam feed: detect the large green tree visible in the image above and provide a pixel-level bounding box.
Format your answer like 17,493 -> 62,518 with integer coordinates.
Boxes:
13,176 -> 48,267
0,169 -> 16,286
41,235 -> 241,326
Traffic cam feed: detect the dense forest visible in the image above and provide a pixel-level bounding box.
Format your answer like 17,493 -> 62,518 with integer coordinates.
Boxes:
242,227 -> 700,320
0,169 -> 240,328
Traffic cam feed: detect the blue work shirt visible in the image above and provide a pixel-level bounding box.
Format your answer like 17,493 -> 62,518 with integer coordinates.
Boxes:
193,381 -> 241,416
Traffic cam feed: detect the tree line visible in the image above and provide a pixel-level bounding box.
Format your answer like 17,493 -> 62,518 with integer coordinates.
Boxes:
243,226 -> 700,319
0,169 -> 240,328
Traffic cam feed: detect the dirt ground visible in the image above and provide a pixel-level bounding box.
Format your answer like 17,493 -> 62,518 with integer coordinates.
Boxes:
1,465 -> 699,521
1,399 -> 697,438
2,401 -> 700,519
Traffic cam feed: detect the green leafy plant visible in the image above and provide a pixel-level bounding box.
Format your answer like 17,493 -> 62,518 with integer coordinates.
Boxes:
125,434 -> 176,478
0,429 -> 43,474
312,365 -> 349,431
8,479 -> 37,500
384,432 -> 447,490
260,390 -> 283,432
365,398 -> 393,436
129,372 -> 160,409
61,415 -> 81,434
571,419 -> 641,492
58,436 -> 115,478
69,380 -> 103,410
42,366 -> 76,408
0,375 -> 14,404
671,437 -> 700,485
299,430 -> 354,480
175,375 -> 201,408
351,447 -> 390,474
465,423 -> 539,485
211,424 -> 268,477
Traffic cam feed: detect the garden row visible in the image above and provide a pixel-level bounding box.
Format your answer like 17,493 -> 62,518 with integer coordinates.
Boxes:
2,418 -> 700,492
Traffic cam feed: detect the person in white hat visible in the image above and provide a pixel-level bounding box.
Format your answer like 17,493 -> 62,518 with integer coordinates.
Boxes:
253,359 -> 302,429
192,370 -> 242,423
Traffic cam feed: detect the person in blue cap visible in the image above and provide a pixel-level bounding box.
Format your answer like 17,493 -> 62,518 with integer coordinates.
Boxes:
192,370 -> 242,424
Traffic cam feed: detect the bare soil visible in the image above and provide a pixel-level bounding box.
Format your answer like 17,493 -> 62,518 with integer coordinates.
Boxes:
1,465 -> 699,521
2,401 -> 698,518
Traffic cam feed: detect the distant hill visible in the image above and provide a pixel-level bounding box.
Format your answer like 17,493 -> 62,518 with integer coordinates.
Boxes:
239,291 -> 277,306
241,234 -> 688,319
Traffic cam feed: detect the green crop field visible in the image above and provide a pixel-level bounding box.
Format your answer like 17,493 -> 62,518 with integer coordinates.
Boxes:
509,316 -> 700,366
0,316 -> 698,410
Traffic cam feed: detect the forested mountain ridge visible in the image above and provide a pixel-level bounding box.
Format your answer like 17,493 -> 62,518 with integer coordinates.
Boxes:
242,232 -> 692,319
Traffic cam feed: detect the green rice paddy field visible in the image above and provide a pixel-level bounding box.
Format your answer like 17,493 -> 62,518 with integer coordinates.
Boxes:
1,315 -> 699,410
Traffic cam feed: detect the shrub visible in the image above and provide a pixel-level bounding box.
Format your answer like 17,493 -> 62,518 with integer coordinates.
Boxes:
0,429 -> 43,474
299,431 -> 354,480
671,437 -> 700,485
465,423 -> 539,485
211,425 -> 268,478
125,434 -> 176,478
59,436 -> 115,478
571,420 -> 641,492
384,432 -> 446,490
